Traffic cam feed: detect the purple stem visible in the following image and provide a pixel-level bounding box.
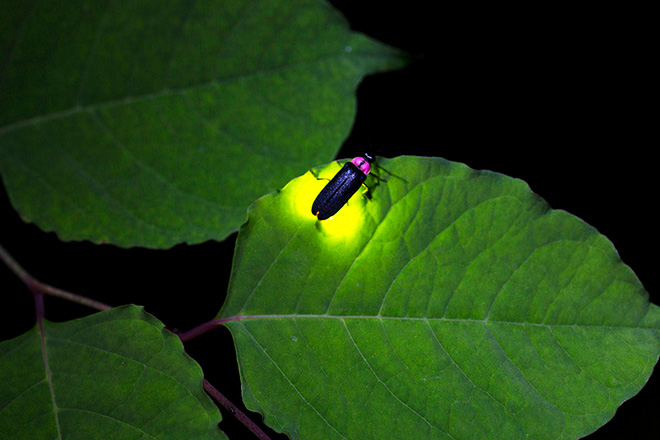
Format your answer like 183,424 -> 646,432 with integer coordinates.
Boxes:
178,316 -> 252,342
0,243 -> 111,311
203,379 -> 272,440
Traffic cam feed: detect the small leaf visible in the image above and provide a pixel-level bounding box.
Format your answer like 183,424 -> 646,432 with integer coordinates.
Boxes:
0,305 -> 224,440
0,0 -> 406,247
221,156 -> 660,440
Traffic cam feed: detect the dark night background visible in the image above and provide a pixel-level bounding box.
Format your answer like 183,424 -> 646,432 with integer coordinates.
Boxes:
0,2 -> 656,439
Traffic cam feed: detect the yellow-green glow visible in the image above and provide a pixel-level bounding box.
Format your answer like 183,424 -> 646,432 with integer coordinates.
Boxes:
282,163 -> 367,241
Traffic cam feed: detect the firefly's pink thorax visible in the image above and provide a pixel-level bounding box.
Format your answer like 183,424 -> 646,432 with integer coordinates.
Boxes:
351,157 -> 372,175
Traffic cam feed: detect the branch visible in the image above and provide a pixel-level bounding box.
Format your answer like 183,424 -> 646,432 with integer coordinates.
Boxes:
0,243 -> 112,311
203,379 -> 272,440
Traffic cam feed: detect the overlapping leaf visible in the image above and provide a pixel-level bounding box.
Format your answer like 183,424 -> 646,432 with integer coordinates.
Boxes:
0,0 -> 406,247
221,156 -> 660,440
0,305 -> 224,440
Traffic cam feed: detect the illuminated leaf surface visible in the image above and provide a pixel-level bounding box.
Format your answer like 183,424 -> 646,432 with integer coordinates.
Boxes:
0,305 -> 224,440
221,156 -> 660,440
0,0 -> 405,247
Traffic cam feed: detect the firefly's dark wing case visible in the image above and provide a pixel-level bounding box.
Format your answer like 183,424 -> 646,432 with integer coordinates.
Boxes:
312,162 -> 367,220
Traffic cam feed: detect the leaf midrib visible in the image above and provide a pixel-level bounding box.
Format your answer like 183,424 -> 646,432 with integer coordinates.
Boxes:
38,323 -> 62,439
224,314 -> 651,329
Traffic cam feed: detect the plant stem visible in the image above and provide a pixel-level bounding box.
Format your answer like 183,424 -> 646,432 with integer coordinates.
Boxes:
0,243 -> 112,311
31,286 -> 45,323
203,379 -> 272,440
178,319 -> 224,342
178,316 -> 260,342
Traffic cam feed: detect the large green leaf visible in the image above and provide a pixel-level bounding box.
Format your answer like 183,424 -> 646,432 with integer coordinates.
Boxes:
0,305 -> 224,440
220,156 -> 660,440
0,0 -> 405,248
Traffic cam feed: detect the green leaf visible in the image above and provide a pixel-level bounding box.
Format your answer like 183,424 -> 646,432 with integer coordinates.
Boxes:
0,305 -> 224,440
0,0 -> 406,248
220,156 -> 660,440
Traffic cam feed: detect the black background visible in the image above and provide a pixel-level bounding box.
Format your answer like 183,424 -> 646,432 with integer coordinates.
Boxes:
0,2 -> 656,439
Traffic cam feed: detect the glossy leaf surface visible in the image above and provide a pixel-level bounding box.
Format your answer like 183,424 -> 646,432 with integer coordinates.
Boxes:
0,0 -> 405,247
221,156 -> 660,439
0,305 -> 224,440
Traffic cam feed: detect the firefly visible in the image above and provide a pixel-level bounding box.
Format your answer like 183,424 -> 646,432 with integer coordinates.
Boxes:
311,153 -> 375,220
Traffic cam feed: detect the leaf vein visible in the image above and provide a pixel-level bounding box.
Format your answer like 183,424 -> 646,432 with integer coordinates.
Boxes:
239,321 -> 348,439
485,324 -> 564,422
426,321 -> 517,433
344,320 -> 452,438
